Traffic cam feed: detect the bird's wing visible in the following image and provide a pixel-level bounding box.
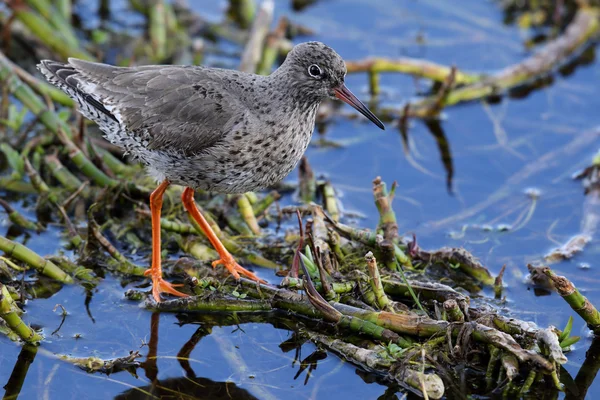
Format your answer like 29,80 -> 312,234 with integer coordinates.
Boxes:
40,58 -> 242,156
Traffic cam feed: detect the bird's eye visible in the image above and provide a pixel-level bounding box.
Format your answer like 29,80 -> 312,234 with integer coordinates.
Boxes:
308,64 -> 322,78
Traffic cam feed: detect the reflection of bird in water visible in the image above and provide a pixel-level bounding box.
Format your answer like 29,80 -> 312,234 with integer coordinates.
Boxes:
38,41 -> 384,302
123,313 -> 258,400
114,376 -> 260,400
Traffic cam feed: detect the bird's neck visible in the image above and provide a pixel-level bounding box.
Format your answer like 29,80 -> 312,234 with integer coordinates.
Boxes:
267,66 -> 324,107
250,72 -> 319,135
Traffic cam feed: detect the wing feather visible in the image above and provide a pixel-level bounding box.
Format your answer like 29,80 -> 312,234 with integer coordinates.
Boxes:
40,58 -> 243,156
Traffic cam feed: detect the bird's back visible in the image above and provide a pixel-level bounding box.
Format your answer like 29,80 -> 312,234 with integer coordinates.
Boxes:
38,59 -> 252,157
38,59 -> 318,192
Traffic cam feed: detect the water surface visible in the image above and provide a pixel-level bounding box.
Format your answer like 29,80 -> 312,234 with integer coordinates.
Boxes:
2,0 -> 600,398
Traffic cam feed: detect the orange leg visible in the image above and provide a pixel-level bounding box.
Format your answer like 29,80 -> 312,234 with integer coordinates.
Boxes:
144,180 -> 188,302
182,187 -> 266,284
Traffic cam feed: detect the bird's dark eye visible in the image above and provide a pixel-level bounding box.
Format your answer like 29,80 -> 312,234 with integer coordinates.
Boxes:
308,64 -> 322,78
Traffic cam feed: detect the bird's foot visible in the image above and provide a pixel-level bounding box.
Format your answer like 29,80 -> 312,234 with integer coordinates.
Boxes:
212,255 -> 266,284
144,268 -> 188,302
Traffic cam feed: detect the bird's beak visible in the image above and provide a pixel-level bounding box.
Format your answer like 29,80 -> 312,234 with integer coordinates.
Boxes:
333,85 -> 385,130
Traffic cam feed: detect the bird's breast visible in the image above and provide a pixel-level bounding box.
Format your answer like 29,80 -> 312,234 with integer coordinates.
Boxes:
159,101 -> 320,193
207,105 -> 317,191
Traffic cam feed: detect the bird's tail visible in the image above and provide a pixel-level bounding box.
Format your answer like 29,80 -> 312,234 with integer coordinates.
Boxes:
37,59 -> 118,123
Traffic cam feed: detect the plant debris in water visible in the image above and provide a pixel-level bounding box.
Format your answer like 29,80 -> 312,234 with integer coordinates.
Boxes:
2,0 -> 600,399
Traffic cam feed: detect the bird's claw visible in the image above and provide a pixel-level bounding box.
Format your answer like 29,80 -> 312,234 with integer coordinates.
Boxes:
212,256 -> 266,284
144,268 -> 188,302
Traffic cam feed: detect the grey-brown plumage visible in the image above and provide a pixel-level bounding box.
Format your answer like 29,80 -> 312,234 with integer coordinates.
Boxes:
38,41 -> 384,193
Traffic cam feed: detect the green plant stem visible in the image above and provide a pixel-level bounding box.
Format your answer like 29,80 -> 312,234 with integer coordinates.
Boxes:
322,181 -> 339,222
394,244 -> 412,268
87,207 -> 147,276
253,190 -> 280,216
0,283 -> 43,344
299,156 -> 316,203
520,369 -> 537,396
151,294 -> 271,312
0,236 -> 73,283
416,247 -> 495,286
188,208 -> 280,269
345,58 -> 480,84
24,159 -> 84,248
403,8 -> 600,118
159,217 -> 197,234
365,252 -> 393,311
12,8 -> 93,60
0,199 -> 40,231
244,192 -> 258,204
96,147 -> 133,176
149,0 -> 167,60
486,346 -> 500,383
257,18 -> 287,75
0,177 -> 37,194
223,206 -> 253,235
26,0 -> 80,48
237,194 -> 261,234
0,55 -> 122,191
180,237 -> 219,262
48,256 -> 98,285
543,267 -> 600,334
324,214 -> 411,267
0,284 -> 21,316
368,69 -> 380,96
0,53 -> 75,136
56,0 -> 72,20
58,128 -> 119,189
283,277 -> 355,294
373,177 -> 398,241
443,299 -> 465,322
44,154 -> 90,197
0,52 -> 73,106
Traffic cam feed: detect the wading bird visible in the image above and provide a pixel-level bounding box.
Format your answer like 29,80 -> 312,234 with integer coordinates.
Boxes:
39,41 -> 384,302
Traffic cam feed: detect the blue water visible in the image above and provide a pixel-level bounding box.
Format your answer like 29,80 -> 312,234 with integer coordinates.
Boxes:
2,0 -> 600,398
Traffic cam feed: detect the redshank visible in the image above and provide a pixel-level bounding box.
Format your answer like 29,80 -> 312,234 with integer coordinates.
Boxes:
38,41 -> 385,301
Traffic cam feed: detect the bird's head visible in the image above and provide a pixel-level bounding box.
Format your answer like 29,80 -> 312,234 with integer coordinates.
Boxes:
279,41 -> 384,130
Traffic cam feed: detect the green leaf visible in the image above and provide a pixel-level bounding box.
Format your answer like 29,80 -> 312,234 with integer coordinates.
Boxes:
304,244 -> 314,264
1,105 -> 28,130
559,316 -> 573,342
560,335 -> 580,349
57,110 -> 71,122
395,260 -> 426,314
385,343 -> 406,358
0,143 -> 25,179
232,290 -> 240,297
300,253 -> 318,278
387,343 -> 401,352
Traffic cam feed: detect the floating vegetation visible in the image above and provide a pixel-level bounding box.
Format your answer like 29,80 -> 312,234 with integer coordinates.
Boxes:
2,0 -> 600,399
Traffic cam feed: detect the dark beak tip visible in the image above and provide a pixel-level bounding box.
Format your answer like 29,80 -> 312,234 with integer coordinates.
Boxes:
334,85 -> 385,131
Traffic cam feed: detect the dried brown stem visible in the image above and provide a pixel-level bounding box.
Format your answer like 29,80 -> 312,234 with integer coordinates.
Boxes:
415,247 -> 494,286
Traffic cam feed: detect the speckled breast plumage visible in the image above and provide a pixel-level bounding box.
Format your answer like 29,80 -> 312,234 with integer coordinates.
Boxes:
141,100 -> 319,193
